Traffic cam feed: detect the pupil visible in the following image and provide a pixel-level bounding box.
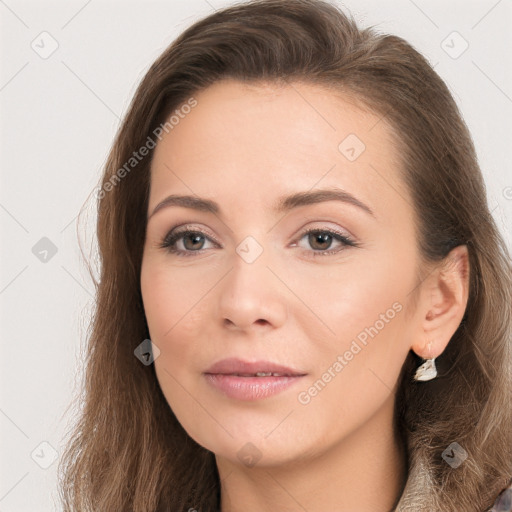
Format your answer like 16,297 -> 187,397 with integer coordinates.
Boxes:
184,233 -> 204,250
310,232 -> 331,250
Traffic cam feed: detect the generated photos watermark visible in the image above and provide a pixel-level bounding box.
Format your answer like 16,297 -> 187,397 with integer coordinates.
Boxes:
297,301 -> 403,405
94,96 -> 198,200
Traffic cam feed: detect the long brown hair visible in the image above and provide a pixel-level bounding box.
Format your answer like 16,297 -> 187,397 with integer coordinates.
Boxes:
58,0 -> 512,510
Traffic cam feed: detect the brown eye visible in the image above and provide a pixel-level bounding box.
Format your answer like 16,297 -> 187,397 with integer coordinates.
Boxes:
294,228 -> 358,257
159,229 -> 219,256
182,232 -> 206,250
308,232 -> 334,251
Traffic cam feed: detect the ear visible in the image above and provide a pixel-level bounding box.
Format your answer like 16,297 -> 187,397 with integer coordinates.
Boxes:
410,244 -> 470,359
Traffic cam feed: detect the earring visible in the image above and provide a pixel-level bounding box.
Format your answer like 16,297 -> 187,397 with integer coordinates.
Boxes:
414,357 -> 437,381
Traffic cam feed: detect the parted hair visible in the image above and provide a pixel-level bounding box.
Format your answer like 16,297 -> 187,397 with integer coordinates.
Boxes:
58,0 -> 512,510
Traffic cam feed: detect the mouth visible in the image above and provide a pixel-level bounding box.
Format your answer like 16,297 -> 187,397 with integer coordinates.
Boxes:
203,358 -> 307,400
215,372 -> 298,377
204,357 -> 307,377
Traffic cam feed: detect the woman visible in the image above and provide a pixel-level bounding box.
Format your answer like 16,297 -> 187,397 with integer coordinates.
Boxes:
58,0 -> 512,510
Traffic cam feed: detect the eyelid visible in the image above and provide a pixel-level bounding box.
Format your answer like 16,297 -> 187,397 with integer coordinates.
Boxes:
291,226 -> 359,254
166,224 -> 221,245
158,222 -> 359,257
296,217 -> 356,239
157,225 -> 221,257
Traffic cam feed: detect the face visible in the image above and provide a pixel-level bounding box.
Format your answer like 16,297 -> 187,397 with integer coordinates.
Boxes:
141,79 -> 422,468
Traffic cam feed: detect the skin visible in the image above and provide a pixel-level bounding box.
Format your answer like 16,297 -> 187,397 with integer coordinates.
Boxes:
140,79 -> 469,512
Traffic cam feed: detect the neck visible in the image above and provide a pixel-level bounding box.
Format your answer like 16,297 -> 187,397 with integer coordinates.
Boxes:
216,393 -> 407,512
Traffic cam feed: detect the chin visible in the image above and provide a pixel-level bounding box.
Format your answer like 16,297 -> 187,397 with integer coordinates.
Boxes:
187,419 -> 316,469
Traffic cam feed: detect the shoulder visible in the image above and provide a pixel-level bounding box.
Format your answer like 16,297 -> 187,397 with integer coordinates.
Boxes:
488,480 -> 512,512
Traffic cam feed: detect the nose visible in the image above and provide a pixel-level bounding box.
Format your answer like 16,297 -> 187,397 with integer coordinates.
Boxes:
216,249 -> 287,332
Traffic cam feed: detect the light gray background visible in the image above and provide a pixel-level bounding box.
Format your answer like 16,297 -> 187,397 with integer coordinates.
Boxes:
1,0 -> 511,510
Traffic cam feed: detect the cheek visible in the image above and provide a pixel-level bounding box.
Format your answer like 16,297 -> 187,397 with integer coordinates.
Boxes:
289,251 -> 413,393
141,262 -> 208,432
288,252 -> 408,336
141,257 -> 217,381
293,301 -> 407,440
141,257 -> 208,338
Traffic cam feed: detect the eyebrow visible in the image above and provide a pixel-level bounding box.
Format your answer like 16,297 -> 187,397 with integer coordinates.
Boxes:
147,188 -> 375,221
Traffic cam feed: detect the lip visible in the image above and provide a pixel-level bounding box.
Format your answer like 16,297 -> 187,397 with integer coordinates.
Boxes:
203,357 -> 307,401
204,357 -> 306,376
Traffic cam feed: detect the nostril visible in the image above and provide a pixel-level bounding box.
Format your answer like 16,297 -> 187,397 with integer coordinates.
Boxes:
222,318 -> 269,328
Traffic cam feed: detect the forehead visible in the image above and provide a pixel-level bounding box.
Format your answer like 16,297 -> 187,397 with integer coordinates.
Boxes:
149,79 -> 409,223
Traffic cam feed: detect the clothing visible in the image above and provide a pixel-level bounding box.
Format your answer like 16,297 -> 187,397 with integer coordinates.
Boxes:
394,453 -> 512,512
488,481 -> 512,512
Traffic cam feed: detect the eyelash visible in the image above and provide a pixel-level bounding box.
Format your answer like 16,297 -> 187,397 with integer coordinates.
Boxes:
158,226 -> 359,258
